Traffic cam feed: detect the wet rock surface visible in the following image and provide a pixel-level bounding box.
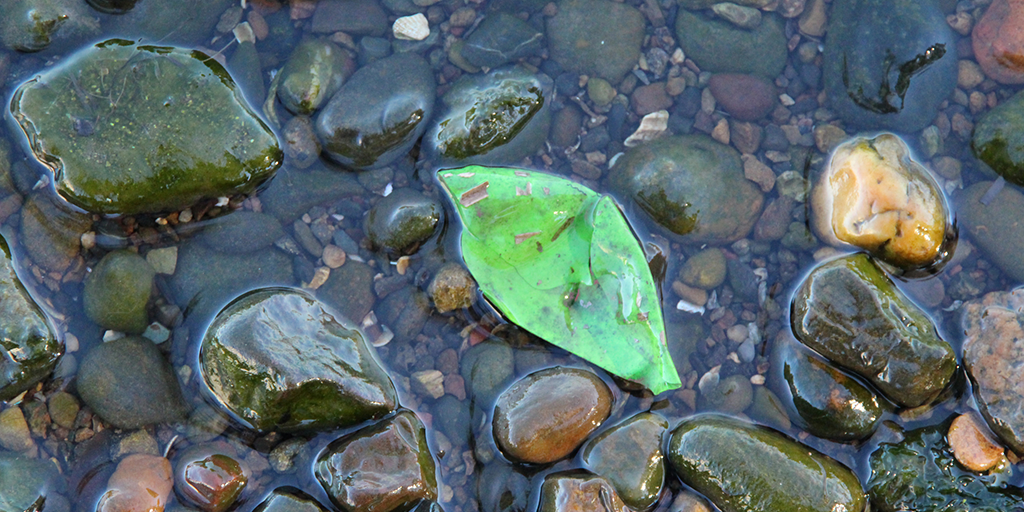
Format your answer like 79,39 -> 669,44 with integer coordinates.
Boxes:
200,287 -> 397,432
83,250 -> 155,335
546,0 -> 645,84
277,38 -> 349,115
581,412 -> 667,510
958,181 -> 1024,283
973,89 -> 1024,186
364,188 -> 441,254
973,0 -> 1024,84
174,445 -> 249,512
675,9 -> 787,79
537,472 -> 632,512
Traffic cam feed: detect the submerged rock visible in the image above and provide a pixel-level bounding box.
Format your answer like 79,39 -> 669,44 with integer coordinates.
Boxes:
537,472 -> 632,512
811,133 -> 953,273
315,410 -> 436,512
1,0 -> 97,53
0,233 -> 60,402
9,39 -> 282,215
364,188 -> 441,254
0,452 -> 59,511
791,254 -> 956,408
675,9 -> 787,79
200,288 -> 397,432
96,454 -> 173,512
19,192 -> 91,274
83,250 -> 155,335
668,414 -> 865,512
823,0 -> 956,131
174,445 -> 249,512
278,38 -> 350,115
462,12 -> 543,69
546,0 -> 645,84
610,135 -> 764,245
973,0 -> 1024,84
428,263 -> 477,313
581,412 -> 667,510
973,89 -> 1024,186
253,487 -> 329,512
957,181 -> 1024,283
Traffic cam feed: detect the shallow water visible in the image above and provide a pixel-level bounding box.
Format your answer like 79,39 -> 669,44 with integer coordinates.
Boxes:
0,0 -> 1020,511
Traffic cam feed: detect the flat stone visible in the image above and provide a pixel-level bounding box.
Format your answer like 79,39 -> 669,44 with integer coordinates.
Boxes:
546,0 -> 645,84
708,74 -> 775,121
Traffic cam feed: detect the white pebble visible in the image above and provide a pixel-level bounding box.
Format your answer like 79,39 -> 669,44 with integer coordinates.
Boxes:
393,13 -> 430,41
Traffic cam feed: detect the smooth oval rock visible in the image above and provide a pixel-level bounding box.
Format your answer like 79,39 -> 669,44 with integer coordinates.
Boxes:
77,336 -> 187,429
811,133 -> 954,273
83,250 -> 155,335
9,39 -> 283,215
610,135 -> 764,245
278,38 -> 350,115
580,412 -> 667,510
200,287 -> 397,432
707,73 -> 776,121
948,412 -> 1006,472
668,414 -> 866,512
0,233 -> 60,402
546,0 -> 645,84
973,0 -> 1024,84
364,188 -> 441,254
462,12 -> 544,69
675,9 -> 787,79
425,66 -> 552,166
492,367 -> 612,464
957,181 -> 1024,283
175,446 -> 249,512
537,472 -> 632,512
315,410 -> 437,512
96,454 -> 173,512
315,52 -> 435,169
822,0 -> 956,131
0,452 -> 59,511
791,253 -> 956,408
972,89 -> 1024,186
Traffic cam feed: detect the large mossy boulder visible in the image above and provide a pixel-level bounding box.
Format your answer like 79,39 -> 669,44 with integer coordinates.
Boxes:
200,288 -> 398,433
972,89 -> 1024,186
0,233 -> 60,401
609,135 -> 764,245
823,0 -> 956,131
668,414 -> 865,512
9,39 -> 282,215
791,253 -> 956,408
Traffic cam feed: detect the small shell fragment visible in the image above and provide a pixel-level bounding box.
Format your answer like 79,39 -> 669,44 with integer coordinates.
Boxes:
393,13 -> 430,41
624,110 -> 669,147
460,181 -> 489,207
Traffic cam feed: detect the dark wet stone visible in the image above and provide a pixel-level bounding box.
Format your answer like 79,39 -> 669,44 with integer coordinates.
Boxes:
365,188 -> 441,254
228,41 -> 267,108
86,0 -> 138,14
432,395 -> 470,446
478,463 -> 531,512
19,192 -> 91,273
377,287 -> 431,342
77,336 -> 188,429
315,410 -> 437,512
260,166 -> 365,223
1,0 -> 97,52
9,39 -> 282,215
175,445 -> 249,512
791,253 -> 956,408
462,12 -> 543,69
957,181 -> 1024,283
708,74 -> 776,121
609,135 -> 764,245
546,0 -> 645,84
581,413 -> 667,510
459,339 -> 515,406
253,487 -> 329,512
867,424 -> 1023,511
675,9 -> 787,79
669,414 -> 865,512
316,260 -> 376,324
283,116 -> 322,169
0,452 -> 60,511
973,89 -> 1024,186
0,233 -> 60,402
962,289 -> 1024,454
823,0 -> 956,131
105,0 -> 233,45
772,335 -> 884,442
315,52 -> 435,169
700,374 -> 754,414
493,367 -> 612,464
424,66 -> 552,166
311,0 -> 388,36
195,212 -> 286,254
537,472 -> 631,512
428,263 -> 477,313
278,39 -> 350,115
201,288 -> 397,432
83,250 -> 154,335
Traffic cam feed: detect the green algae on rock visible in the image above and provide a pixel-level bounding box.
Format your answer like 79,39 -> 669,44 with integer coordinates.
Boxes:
9,39 -> 282,215
0,232 -> 60,402
200,287 -> 397,433
83,250 -> 155,335
668,414 -> 866,512
972,89 -> 1024,186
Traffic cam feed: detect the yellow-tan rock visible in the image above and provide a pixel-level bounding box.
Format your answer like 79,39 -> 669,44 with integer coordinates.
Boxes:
97,454 -> 173,512
948,412 -> 1006,473
811,133 -> 951,271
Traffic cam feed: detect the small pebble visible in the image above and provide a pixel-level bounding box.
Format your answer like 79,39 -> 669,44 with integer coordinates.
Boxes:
321,244 -> 347,268
948,412 -> 1005,473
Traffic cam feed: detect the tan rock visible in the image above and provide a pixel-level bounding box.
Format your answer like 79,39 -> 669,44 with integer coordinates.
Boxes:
97,454 -> 173,512
813,124 -> 847,155
948,412 -> 1005,472
742,154 -> 775,192
811,133 -> 950,271
797,0 -> 826,36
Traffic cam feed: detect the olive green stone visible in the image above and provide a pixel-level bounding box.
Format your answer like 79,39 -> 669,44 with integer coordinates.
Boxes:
973,89 -> 1024,186
546,0 -> 645,84
278,39 -> 349,115
0,233 -> 60,402
0,452 -> 59,511
587,78 -> 617,107
364,188 -> 441,254
957,181 -> 1024,283
47,391 -> 79,429
675,9 -> 787,79
200,288 -> 397,432
84,250 -> 155,334
791,253 -> 956,408
679,248 -> 727,289
10,39 -> 282,215
1,0 -> 97,53
581,412 -> 667,510
428,263 -> 477,313
700,374 -> 753,414
668,414 -> 866,512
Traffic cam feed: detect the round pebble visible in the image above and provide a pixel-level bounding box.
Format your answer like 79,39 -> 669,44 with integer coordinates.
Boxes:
948,412 -> 1005,472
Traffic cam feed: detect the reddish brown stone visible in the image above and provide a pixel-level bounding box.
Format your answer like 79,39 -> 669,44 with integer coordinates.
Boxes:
973,0 -> 1024,84
631,83 -> 673,116
178,453 -> 249,512
708,73 -> 776,121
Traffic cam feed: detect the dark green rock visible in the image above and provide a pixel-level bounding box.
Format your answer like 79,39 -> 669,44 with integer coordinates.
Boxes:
1,0 -> 97,53
86,0 -> 137,14
315,52 -> 435,169
609,135 -> 764,245
77,336 -> 188,428
772,335 -> 884,441
957,181 -> 1024,283
0,452 -> 59,511
227,40 -> 267,108
459,339 -> 514,405
253,487 -> 329,512
9,39 -> 282,215
0,233 -> 59,402
83,250 -> 155,334
432,395 -> 470,446
259,165 -> 365,223
537,472 -> 632,512
546,0 -> 645,84
674,9 -> 787,79
194,212 -> 286,254
668,414 -> 866,512
867,424 -> 1024,512
424,66 -> 552,166
316,260 -> 376,324
377,287 -> 431,342
365,188 -> 440,254
462,13 -> 544,69
823,0 -> 956,131
315,410 -> 437,512
200,287 -> 397,432
278,39 -> 349,115
581,412 -> 667,510
699,374 -> 753,414
973,90 -> 1024,186
791,253 -> 956,408
19,193 -> 91,273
